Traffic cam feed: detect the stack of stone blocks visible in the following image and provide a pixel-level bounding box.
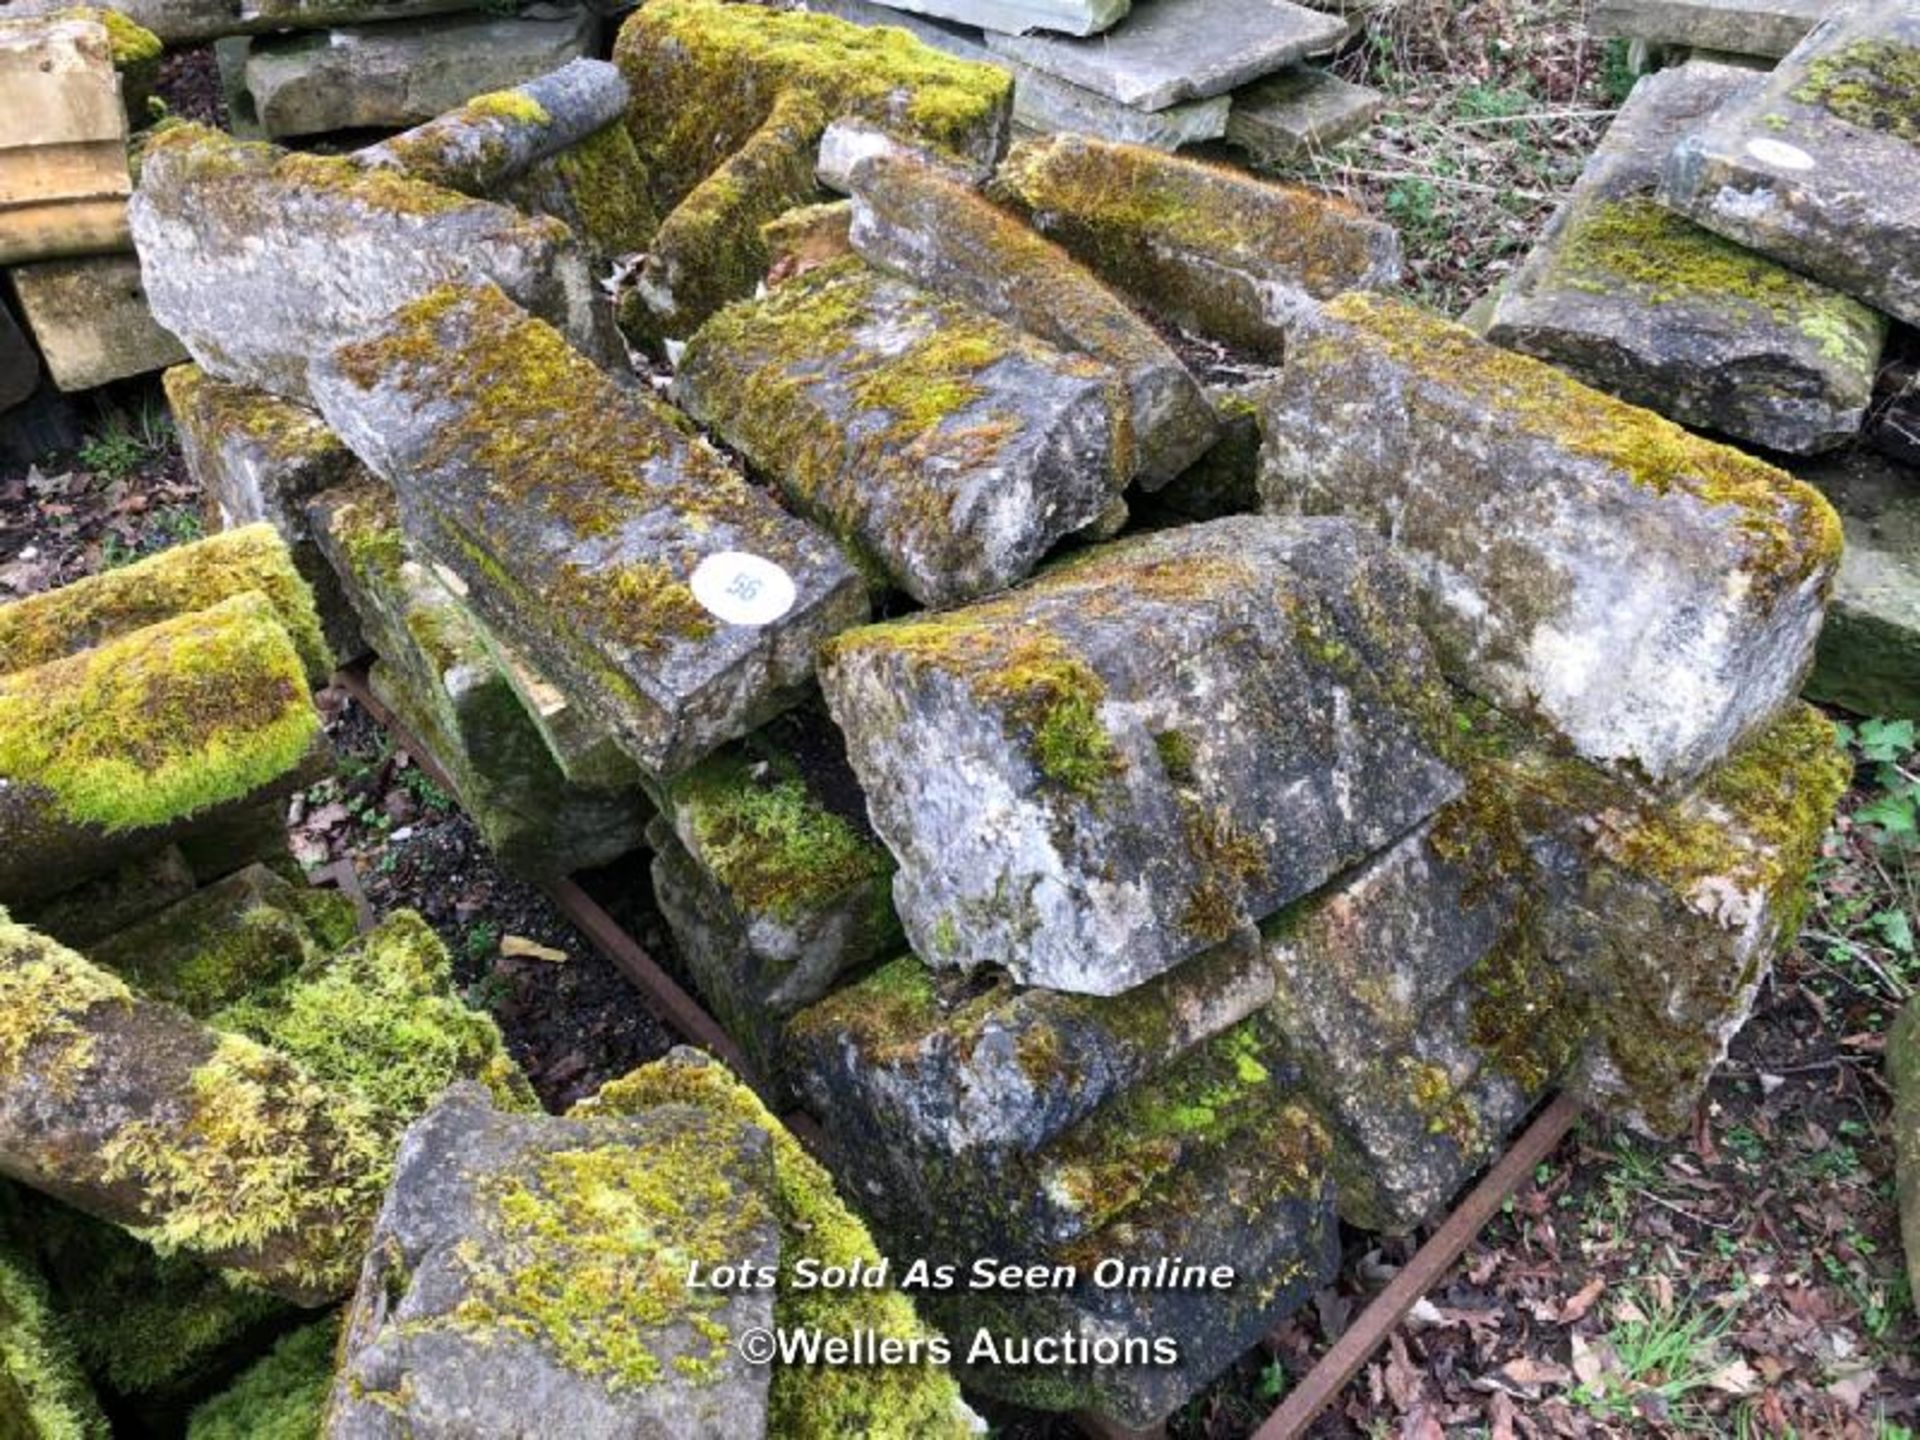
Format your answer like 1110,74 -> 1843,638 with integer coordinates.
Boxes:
1478,0 -> 1918,721
31,0 -> 1868,1430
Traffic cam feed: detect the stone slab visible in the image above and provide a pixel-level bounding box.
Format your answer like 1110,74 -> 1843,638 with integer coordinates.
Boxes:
1658,4 -> 1920,328
1488,62 -> 1886,455
331,1084 -> 779,1437
9,251 -> 185,392
0,18 -> 130,267
1590,0 -> 1830,58
1225,67 -> 1385,165
228,7 -> 598,141
848,151 -> 1218,483
129,123 -> 612,404
0,0 -> 476,47
1796,448 -> 1920,718
985,0 -> 1345,111
308,283 -> 867,779
678,258 -> 1129,606
818,515 -> 1461,995
992,132 -> 1402,358
859,0 -> 1128,39
1259,292 -> 1843,785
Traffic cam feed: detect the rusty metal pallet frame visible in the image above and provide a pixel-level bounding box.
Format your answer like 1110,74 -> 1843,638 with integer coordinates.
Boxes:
330,662 -> 1583,1440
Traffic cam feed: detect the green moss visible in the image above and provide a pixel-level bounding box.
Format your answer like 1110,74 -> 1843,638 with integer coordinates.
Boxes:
163,364 -> 348,475
668,745 -> 891,923
1400,1058 -> 1480,1149
91,890 -> 318,1019
1547,196 -> 1885,367
98,1031 -> 390,1298
1325,292 -> 1845,587
548,122 -> 659,257
615,0 -> 1010,209
211,910 -> 537,1123
0,1226 -> 108,1440
0,912 -> 133,1095
0,524 -> 330,687
1465,913 -> 1587,1094
0,592 -> 318,835
186,1316 -> 339,1440
1153,729 -> 1198,785
580,1056 -> 972,1437
54,4 -> 159,103
1790,38 -> 1920,143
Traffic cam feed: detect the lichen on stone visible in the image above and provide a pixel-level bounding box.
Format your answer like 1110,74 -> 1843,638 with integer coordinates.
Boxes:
1790,37 -> 1920,143
0,524 -> 330,687
1544,196 -> 1885,368
580,1056 -> 973,1437
0,592 -> 319,836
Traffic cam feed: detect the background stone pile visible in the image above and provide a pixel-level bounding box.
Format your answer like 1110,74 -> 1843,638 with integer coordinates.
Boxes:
0,0 -> 1911,1434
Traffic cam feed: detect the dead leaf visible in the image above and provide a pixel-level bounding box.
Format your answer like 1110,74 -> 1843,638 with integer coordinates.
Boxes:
501,935 -> 569,964
1707,1357 -> 1760,1396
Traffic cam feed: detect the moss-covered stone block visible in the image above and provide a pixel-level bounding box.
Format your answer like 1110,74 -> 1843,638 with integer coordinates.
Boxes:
763,199 -> 854,279
129,123 -> 613,404
1260,292 -> 1842,785
210,909 -> 538,1122
0,522 -> 329,688
848,152 -> 1218,486
0,912 -> 388,1303
0,1214 -> 107,1440
308,283 -> 867,779
1658,5 -> 1920,328
87,862 -> 341,1017
1796,449 -> 1920,720
578,1048 -> 978,1439
649,708 -> 898,1088
186,1315 -> 337,1440
165,364 -> 366,664
1488,62 -> 1885,456
308,480 -> 652,876
1890,996 -> 1920,1313
329,1082 -> 780,1435
818,515 -> 1461,994
991,132 -> 1402,360
498,119 -> 659,271
678,258 -> 1129,606
0,592 -> 323,908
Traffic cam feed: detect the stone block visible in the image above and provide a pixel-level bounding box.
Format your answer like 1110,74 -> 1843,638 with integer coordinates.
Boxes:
763,200 -> 855,282
984,0 -> 1345,111
165,364 -> 365,662
677,258 -> 1129,606
1590,0 -> 1829,58
0,0 -> 476,47
0,592 -> 323,908
329,1083 -> 780,1437
13,844 -> 195,950
650,706 -> 898,1086
1796,449 -> 1920,718
308,480 -> 653,876
1488,62 -> 1885,455
9,252 -> 186,392
818,515 -> 1461,995
1259,292 -> 1843,784
1225,68 -> 1385,166
848,152 -> 1218,484
307,284 -> 867,779
1658,4 -> 1920,328
816,115 -> 992,194
858,0 -> 1126,37
128,123 -> 612,404
1135,380 -> 1268,523
227,8 -> 597,141
992,132 -> 1402,358
0,17 -> 130,267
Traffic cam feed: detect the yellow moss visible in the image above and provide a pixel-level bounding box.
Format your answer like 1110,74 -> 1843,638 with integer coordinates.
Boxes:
1790,38 -> 1920,143
1547,196 -> 1885,367
463,90 -> 551,126
0,524 -> 330,687
163,364 -> 348,475
99,1032 -> 389,1298
548,122 -> 659,255
55,5 -> 160,70
0,593 -> 318,835
0,913 -> 133,1095
0,1224 -> 109,1440
579,1057 -> 972,1437
1325,292 -> 1845,585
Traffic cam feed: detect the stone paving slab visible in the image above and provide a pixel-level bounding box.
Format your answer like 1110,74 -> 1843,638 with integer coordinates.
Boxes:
1658,2 -> 1920,327
1225,66 -> 1385,165
2,0 -> 473,47
859,0 -> 1128,39
9,253 -> 187,393
1488,61 -> 1885,455
1590,0 -> 1832,59
984,0 -> 1346,110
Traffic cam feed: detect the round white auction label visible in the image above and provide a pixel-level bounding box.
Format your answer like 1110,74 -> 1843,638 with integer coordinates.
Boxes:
1744,137 -> 1814,171
690,552 -> 796,626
